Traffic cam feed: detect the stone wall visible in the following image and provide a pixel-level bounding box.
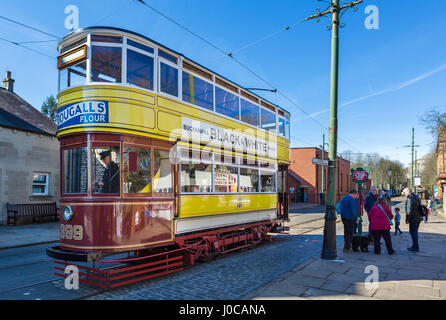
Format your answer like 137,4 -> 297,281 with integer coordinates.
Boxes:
0,126 -> 59,224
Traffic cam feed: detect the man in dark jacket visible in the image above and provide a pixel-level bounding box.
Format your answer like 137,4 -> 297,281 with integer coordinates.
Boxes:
98,150 -> 120,193
365,186 -> 378,239
403,187 -> 423,251
340,190 -> 358,253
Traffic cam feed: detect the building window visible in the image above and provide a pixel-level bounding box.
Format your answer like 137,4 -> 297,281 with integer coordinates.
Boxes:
32,173 -> 50,195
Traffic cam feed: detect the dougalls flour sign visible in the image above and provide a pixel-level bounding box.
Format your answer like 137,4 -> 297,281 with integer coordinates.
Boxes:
181,117 -> 277,158
56,101 -> 109,130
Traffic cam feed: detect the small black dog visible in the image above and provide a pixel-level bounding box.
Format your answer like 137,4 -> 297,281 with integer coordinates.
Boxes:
352,235 -> 371,252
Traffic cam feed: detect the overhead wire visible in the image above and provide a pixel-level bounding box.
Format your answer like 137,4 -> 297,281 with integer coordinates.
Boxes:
135,0 -> 362,152
0,15 -> 60,39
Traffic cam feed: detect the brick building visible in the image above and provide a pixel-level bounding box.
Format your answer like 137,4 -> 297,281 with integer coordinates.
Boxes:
288,147 -> 353,203
436,129 -> 446,217
0,71 -> 59,225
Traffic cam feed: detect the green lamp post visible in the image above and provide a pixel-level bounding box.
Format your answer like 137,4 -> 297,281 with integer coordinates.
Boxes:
351,167 -> 369,235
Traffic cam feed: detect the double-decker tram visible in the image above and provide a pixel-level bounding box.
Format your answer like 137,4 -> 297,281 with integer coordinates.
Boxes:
47,27 -> 291,288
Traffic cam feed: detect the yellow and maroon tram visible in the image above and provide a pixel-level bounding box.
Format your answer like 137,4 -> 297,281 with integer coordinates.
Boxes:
47,27 -> 291,288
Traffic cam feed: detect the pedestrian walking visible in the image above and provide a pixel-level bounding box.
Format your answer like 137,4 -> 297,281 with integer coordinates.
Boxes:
369,197 -> 395,255
403,187 -> 423,252
394,207 -> 402,235
340,189 -> 358,253
365,186 -> 378,241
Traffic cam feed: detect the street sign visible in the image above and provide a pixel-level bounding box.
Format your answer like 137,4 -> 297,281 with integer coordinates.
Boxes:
312,158 -> 328,166
414,176 -> 421,186
351,168 -> 368,182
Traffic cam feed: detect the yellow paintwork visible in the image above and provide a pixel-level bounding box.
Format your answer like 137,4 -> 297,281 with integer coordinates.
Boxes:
57,84 -> 290,163
179,193 -> 277,218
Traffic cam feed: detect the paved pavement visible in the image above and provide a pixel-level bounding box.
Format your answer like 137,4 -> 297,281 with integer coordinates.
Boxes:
250,198 -> 446,300
0,221 -> 59,250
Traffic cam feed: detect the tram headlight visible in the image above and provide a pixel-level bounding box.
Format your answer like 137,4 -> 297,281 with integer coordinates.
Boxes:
63,205 -> 74,222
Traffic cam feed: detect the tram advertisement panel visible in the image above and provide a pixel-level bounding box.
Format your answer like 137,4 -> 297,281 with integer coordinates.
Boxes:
181,117 -> 277,158
56,100 -> 109,130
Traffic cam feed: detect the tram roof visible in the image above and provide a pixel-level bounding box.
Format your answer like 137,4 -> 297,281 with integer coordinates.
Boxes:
58,26 -> 291,117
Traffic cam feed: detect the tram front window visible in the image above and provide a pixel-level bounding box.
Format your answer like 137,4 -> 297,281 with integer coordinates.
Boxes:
91,46 -> 122,83
63,147 -> 88,194
92,147 -> 120,194
59,61 -> 87,91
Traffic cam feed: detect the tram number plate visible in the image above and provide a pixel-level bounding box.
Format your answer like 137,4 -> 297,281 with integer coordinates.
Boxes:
60,224 -> 83,240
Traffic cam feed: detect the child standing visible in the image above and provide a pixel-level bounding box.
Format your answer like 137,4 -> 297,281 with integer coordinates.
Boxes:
394,207 -> 402,235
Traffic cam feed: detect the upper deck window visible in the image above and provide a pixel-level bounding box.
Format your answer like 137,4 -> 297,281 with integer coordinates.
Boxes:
91,46 -> 122,83
182,72 -> 213,111
160,62 -> 178,97
215,86 -> 239,120
127,49 -> 154,90
285,116 -> 290,140
240,99 -> 259,127
278,117 -> 286,137
261,108 -> 276,133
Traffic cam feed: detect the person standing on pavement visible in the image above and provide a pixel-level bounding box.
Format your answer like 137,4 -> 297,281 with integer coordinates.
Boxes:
340,189 -> 358,253
393,207 -> 402,235
403,187 -> 423,252
365,186 -> 378,240
369,197 -> 395,255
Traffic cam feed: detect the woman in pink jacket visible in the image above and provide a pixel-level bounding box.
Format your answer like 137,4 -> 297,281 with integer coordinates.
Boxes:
369,198 -> 395,255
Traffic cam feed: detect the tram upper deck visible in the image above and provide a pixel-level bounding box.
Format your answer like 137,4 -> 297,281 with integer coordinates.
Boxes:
56,27 -> 291,164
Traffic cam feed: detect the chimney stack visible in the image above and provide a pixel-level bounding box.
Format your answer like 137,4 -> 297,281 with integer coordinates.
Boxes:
3,71 -> 14,92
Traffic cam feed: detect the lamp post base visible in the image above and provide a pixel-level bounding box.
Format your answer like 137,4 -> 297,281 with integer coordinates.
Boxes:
321,205 -> 337,260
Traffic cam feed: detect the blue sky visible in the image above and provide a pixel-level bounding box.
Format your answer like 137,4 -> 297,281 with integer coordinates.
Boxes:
1,0 -> 445,167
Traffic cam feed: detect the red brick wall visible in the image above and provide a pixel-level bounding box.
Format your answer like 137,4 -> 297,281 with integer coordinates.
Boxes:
289,148 -> 352,203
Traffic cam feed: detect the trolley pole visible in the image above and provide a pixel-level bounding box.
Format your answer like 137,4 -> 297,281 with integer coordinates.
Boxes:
305,0 -> 362,260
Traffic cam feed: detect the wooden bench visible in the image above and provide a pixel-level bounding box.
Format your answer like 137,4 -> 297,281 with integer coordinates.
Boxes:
6,202 -> 59,225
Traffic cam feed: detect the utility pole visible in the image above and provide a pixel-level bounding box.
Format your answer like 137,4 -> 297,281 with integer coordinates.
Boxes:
402,128 -> 419,190
305,0 -> 362,260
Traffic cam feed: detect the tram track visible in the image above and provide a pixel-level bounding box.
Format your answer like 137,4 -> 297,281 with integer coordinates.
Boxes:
1,214 -> 336,299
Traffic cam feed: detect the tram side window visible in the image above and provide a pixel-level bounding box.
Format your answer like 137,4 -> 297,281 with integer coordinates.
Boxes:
182,72 -> 214,111
160,62 -> 178,97
127,49 -> 154,90
91,46 -> 122,83
278,117 -> 286,137
285,117 -> 290,140
153,150 -> 172,194
261,108 -> 277,133
63,147 -> 88,194
239,168 -> 259,192
260,170 -> 276,193
215,87 -> 239,120
214,165 -> 238,193
92,147 -> 120,194
123,147 -> 151,194
240,99 -> 259,127
180,162 -> 212,193
59,61 -> 87,91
